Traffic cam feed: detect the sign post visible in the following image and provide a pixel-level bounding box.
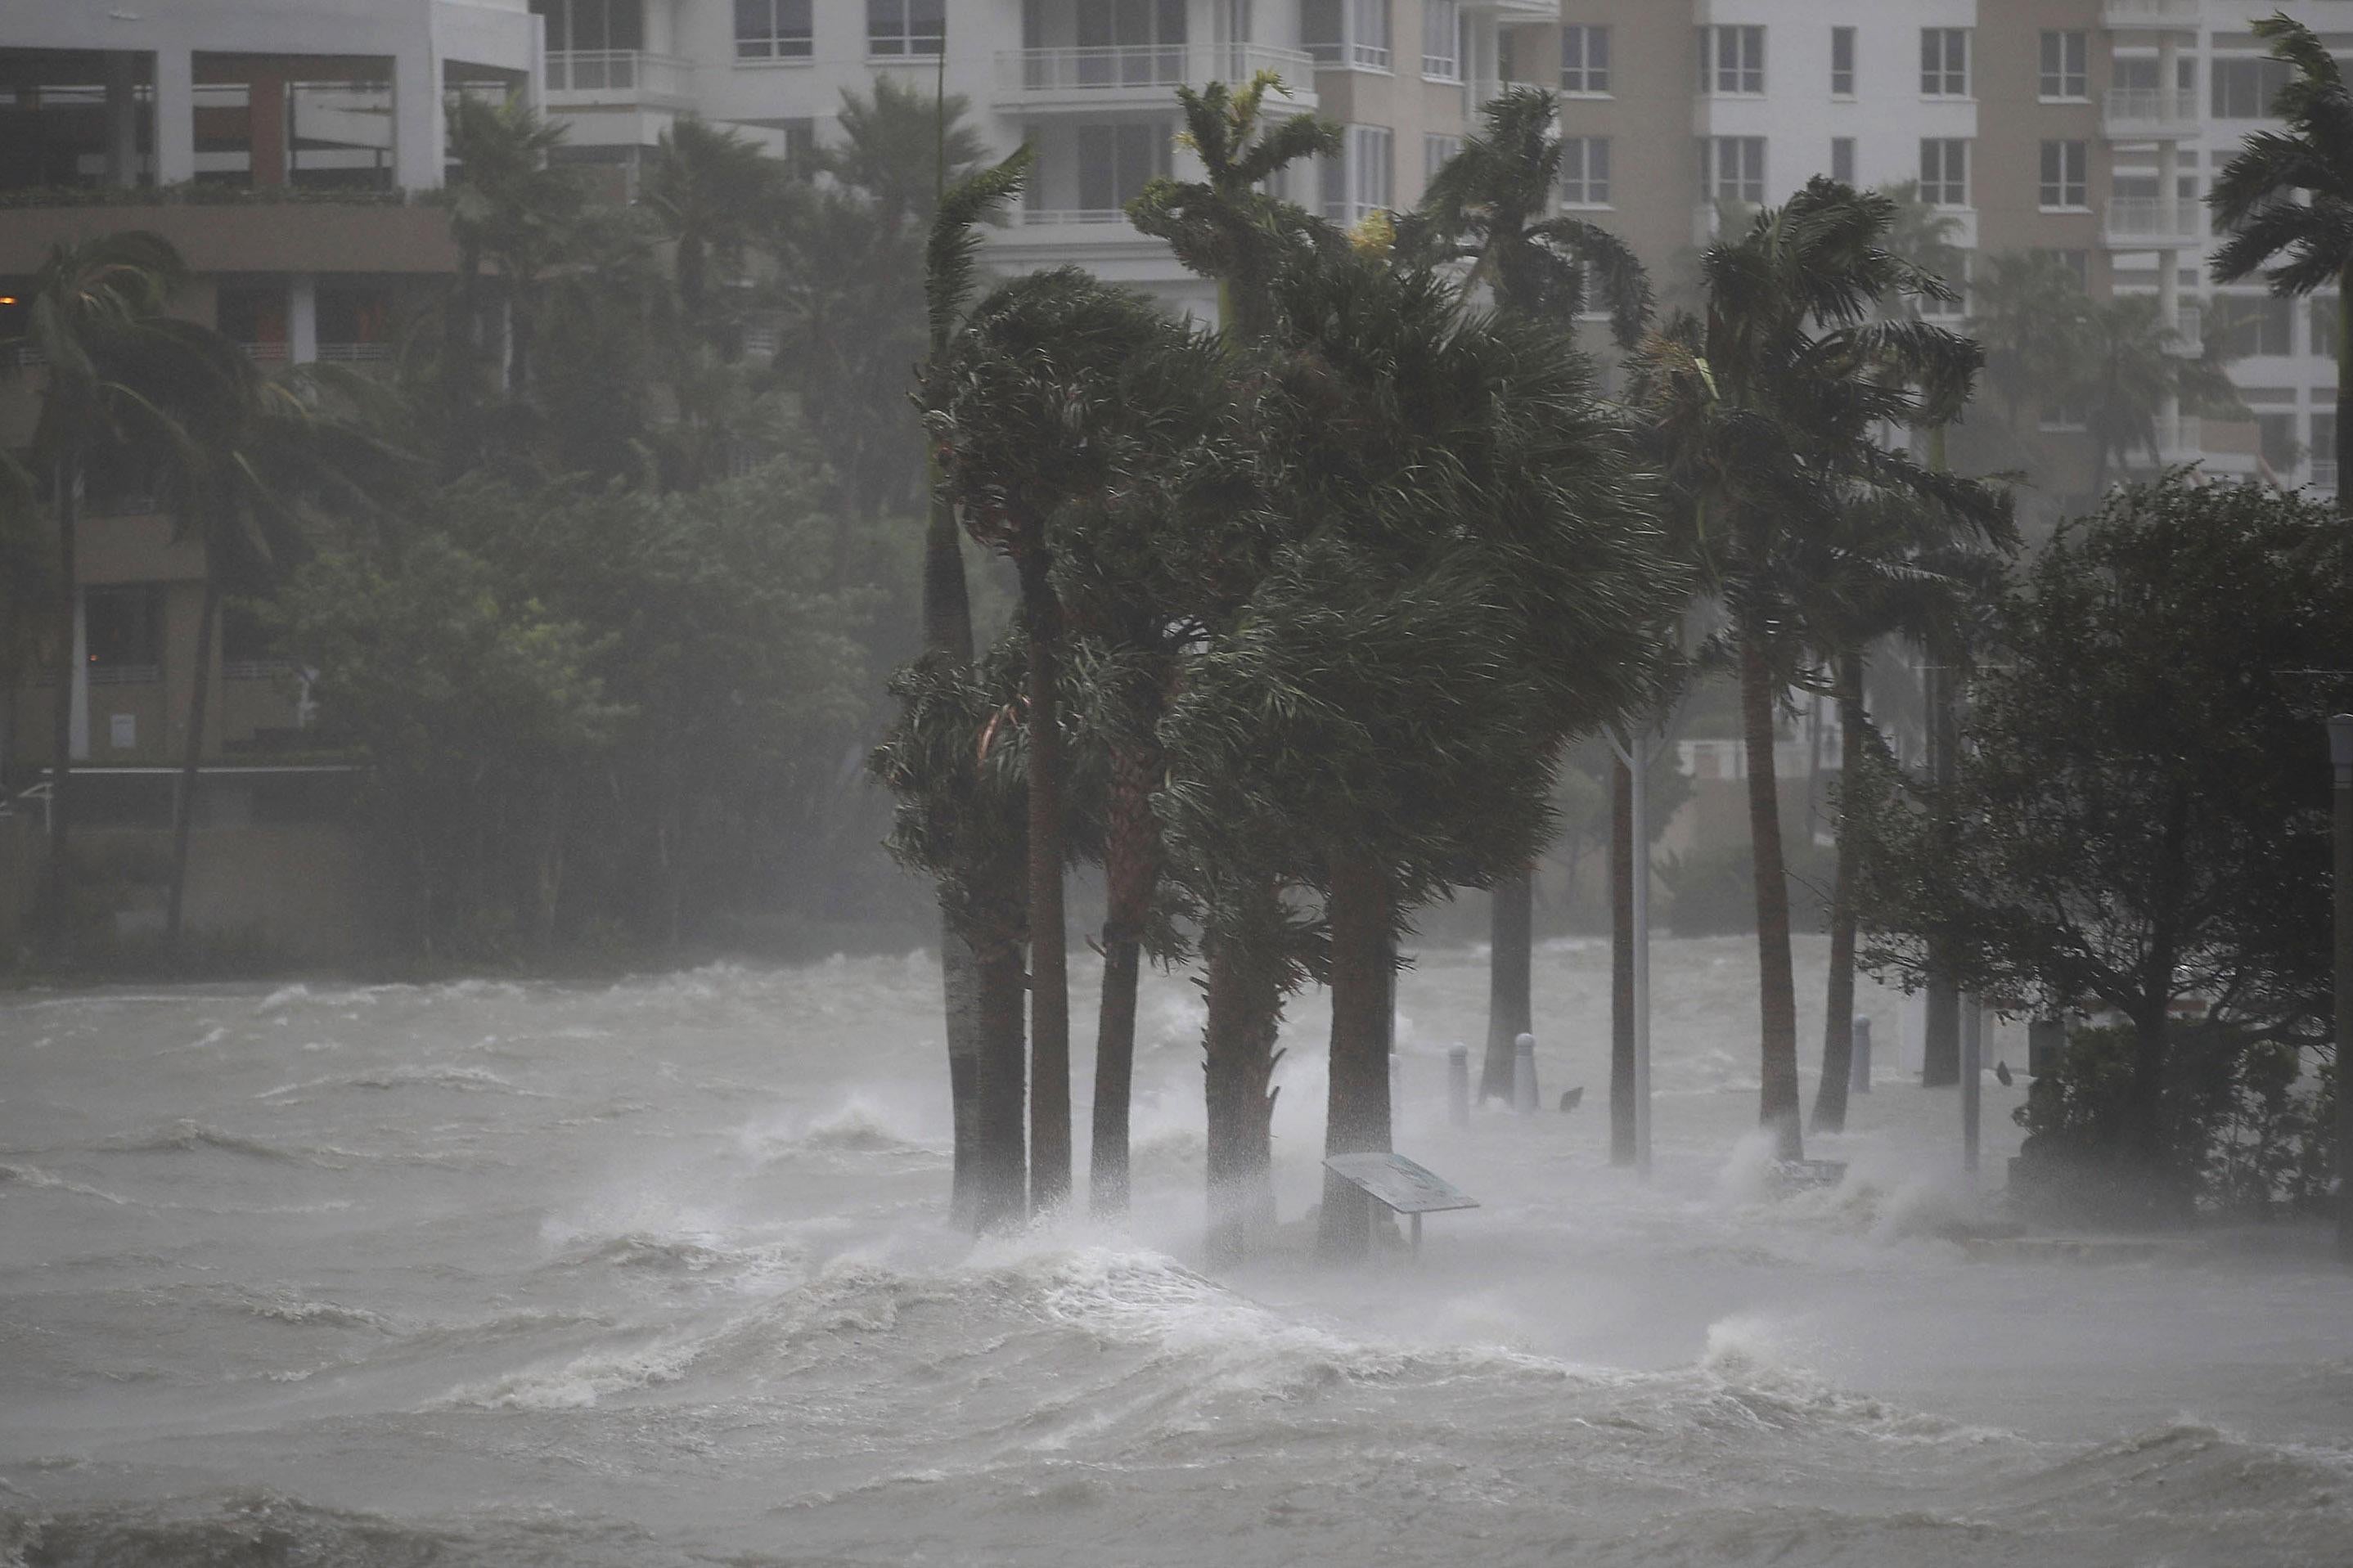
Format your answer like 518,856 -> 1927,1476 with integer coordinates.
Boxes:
1321,1152 -> 1478,1258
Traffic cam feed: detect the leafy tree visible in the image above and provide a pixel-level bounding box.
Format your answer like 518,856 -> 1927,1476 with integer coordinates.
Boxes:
642,116 -> 776,335
2208,10 -> 2353,510
1631,177 -> 2004,1160
1850,474 -> 2353,1201
2077,293 -> 2246,496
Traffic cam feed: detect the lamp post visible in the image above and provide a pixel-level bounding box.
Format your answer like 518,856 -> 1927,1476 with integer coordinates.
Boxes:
2331,714 -> 2353,1263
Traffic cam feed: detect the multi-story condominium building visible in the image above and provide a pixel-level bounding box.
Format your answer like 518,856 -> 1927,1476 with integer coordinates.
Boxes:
0,0 -> 537,793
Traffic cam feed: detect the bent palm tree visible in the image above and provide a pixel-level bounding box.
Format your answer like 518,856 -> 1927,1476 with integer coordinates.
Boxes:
2208,11 -> 2353,509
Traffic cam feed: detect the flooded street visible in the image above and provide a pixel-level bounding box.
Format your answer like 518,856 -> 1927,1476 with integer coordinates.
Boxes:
3,936 -> 2347,1566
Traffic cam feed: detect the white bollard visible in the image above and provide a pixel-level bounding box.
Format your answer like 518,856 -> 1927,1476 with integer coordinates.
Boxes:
1850,1017 -> 1872,1094
1513,1031 -> 1538,1114
1446,1045 -> 1470,1129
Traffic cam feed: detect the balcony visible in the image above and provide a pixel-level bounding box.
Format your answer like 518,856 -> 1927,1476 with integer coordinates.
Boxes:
543,50 -> 695,109
2102,0 -> 2201,29
996,43 -> 1316,109
2101,197 -> 2207,250
2102,87 -> 2200,139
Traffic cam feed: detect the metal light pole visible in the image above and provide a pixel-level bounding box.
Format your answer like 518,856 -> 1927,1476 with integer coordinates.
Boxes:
2331,714 -> 2353,1263
1611,729 -> 1654,1178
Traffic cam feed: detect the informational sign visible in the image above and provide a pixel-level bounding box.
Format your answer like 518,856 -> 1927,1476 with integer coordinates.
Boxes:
1321,1152 -> 1479,1215
109,713 -> 135,750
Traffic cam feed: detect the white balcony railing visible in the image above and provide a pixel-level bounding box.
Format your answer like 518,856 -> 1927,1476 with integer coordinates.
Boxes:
2102,197 -> 2207,249
1020,208 -> 1141,227
2102,87 -> 2200,133
997,43 -> 1316,101
544,50 -> 695,105
2103,0 -> 2202,27
313,341 -> 392,363
2312,459 -> 2337,492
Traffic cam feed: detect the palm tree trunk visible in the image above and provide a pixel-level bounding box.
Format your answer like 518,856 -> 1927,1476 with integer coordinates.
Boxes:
1480,868 -> 1533,1102
1203,916 -> 1282,1264
1738,622 -> 1803,1161
974,933 -> 1029,1233
40,456 -> 79,950
1019,547 -> 1072,1212
923,454 -> 985,1229
164,570 -> 223,950
1090,730 -> 1161,1218
1921,654 -> 1961,1088
2337,261 -> 2352,519
1317,854 -> 1393,1260
1811,646 -> 1865,1134
1609,753 -> 1636,1164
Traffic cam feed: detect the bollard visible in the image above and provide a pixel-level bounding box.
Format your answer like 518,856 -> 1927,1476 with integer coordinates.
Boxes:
1512,1031 -> 1538,1114
1446,1045 -> 1470,1129
1850,1017 -> 1872,1095
1389,1050 -> 1401,1111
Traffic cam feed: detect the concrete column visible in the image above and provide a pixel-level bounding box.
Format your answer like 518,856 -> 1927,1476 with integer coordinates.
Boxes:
289,274 -> 319,365
68,592 -> 88,763
393,47 -> 446,191
248,69 -> 288,188
102,53 -> 142,187
154,49 -> 196,186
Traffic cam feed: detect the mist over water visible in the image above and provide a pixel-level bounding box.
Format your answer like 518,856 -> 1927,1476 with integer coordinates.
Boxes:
2,938 -> 2347,1566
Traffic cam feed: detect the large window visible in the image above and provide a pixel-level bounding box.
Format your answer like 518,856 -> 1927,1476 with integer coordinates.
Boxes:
1831,136 -> 1855,186
2212,293 -> 2293,356
1920,28 -> 1969,97
2040,140 -> 2087,209
1559,137 -> 1609,205
1697,25 -> 1764,95
1919,251 -> 1971,321
1699,136 -> 1764,205
2040,30 -> 2086,99
1561,25 -> 1608,93
1077,121 -> 1171,213
1424,133 -> 1460,184
85,586 -> 164,682
1303,0 -> 1389,70
2212,56 -> 2290,119
2314,295 -> 2340,357
1920,137 -> 1968,206
1829,26 -> 1855,96
533,0 -> 643,54
1422,0 -> 1460,80
735,0 -> 811,60
1321,124 -> 1392,222
867,0 -> 943,57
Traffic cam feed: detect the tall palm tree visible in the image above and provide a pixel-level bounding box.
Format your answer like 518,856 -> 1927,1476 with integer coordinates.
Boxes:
2080,293 -> 2246,496
642,116 -> 778,336
1631,177 -> 2004,1161
443,97 -> 577,416
1402,85 -> 1654,1108
5,231 -> 214,949
920,147 -> 1032,1230
2209,11 -> 2353,509
929,267 -> 1207,1214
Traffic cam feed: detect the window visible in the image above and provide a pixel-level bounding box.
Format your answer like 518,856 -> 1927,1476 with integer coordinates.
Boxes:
1921,29 -> 1968,97
2310,409 -> 2335,478
1072,0 -> 1185,83
1919,138 -> 1968,207
1561,25 -> 1609,93
1352,0 -> 1390,70
1699,136 -> 1764,204
1830,26 -> 1855,97
2258,411 -> 2300,473
1078,122 -> 1172,213
2212,56 -> 2290,119
1697,25 -> 1764,95
1321,124 -> 1392,222
2037,247 -> 2090,288
84,586 -> 164,681
532,0 -> 643,54
867,0 -> 943,57
2040,140 -> 2086,209
1831,137 -> 1855,186
2212,293 -> 2293,356
1559,137 -> 1609,205
2315,295 -> 2341,357
1424,133 -> 1460,184
735,0 -> 811,60
1306,0 -> 1389,70
1423,0 -> 1460,79
2040,30 -> 2086,98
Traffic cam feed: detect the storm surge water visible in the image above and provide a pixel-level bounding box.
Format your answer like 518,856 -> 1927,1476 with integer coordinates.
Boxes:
2,939 -> 2346,1566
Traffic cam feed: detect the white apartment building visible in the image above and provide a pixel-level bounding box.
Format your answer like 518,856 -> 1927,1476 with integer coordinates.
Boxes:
529,1 -> 1560,313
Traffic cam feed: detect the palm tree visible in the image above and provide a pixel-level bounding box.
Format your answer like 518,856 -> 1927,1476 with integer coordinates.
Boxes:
920,147 -> 1032,1229
443,97 -> 577,417
2080,293 -> 2246,496
2209,11 -> 2353,508
5,231 -> 216,950
642,116 -> 778,336
929,267 -> 1208,1214
1402,85 -> 1654,1108
1631,177 -> 2004,1161
1159,252 -> 1676,1259
1128,72 -> 1341,337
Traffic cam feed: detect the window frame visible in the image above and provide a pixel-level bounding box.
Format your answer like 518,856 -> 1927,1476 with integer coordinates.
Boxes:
2039,30 -> 2087,101
866,0 -> 944,59
2039,139 -> 2088,209
1421,0 -> 1461,81
1831,136 -> 1856,186
1830,25 -> 1855,97
1919,27 -> 1969,99
1558,135 -> 1609,207
1696,25 -> 1765,96
1919,137 -> 1969,208
1699,135 -> 1765,205
1560,24 -> 1610,95
734,0 -> 812,61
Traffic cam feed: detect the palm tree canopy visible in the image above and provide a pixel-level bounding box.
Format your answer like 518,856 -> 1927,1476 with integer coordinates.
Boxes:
825,74 -> 990,227
2209,11 -> 2353,294
1401,86 -> 1652,347
443,97 -> 580,279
